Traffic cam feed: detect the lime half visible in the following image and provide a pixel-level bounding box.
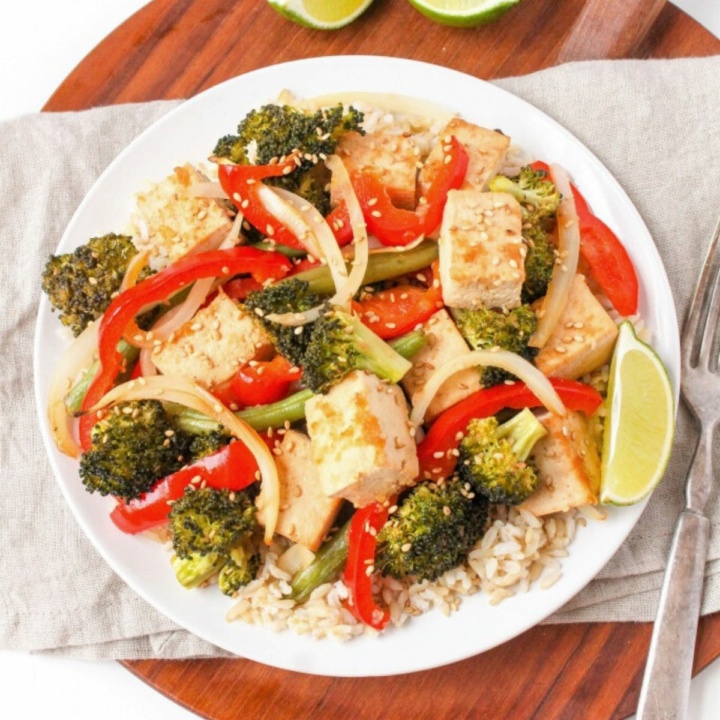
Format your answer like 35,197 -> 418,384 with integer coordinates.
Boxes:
268,0 -> 375,29
407,0 -> 522,27
599,321 -> 675,506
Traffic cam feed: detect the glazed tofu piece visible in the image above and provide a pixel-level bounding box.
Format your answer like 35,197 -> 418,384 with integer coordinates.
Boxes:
132,164 -> 232,264
520,410 -> 601,516
534,274 -> 619,379
305,371 -> 419,507
152,291 -> 273,389
418,118 -> 510,196
401,309 -> 481,421
257,431 -> 342,552
332,129 -> 420,208
438,189 -> 525,309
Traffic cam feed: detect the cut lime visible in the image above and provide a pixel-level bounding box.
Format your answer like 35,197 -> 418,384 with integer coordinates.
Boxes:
407,0 -> 522,27
599,321 -> 675,506
268,0 -> 375,29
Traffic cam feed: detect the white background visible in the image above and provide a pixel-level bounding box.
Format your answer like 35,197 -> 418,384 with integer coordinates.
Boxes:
2,1 -> 720,718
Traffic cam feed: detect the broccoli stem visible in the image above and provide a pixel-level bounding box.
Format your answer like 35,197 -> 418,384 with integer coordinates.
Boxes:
497,408 -> 548,462
288,520 -> 350,603
388,330 -> 427,359
171,552 -> 225,589
291,241 -> 439,295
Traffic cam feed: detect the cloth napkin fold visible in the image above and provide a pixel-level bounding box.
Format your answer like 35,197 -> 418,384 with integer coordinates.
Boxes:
2,57 -> 719,659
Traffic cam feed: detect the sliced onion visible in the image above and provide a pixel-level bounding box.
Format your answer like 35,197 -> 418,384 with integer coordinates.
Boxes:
529,164 -> 580,349
120,250 -> 150,293
188,181 -> 229,199
256,184 -> 320,257
47,322 -> 99,458
88,375 -> 280,544
409,349 -> 566,428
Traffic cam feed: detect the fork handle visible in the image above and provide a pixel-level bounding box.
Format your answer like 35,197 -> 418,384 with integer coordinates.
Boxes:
636,509 -> 710,720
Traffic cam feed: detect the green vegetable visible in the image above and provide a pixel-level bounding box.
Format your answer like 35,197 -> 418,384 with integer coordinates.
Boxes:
457,407 -> 547,505
376,478 -> 489,582
78,400 -> 188,501
488,166 -> 561,227
521,225 -> 556,304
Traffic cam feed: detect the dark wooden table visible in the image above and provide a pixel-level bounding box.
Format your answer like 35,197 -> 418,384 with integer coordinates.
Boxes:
43,1 -> 720,718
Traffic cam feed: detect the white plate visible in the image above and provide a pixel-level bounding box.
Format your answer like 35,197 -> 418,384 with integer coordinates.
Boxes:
33,56 -> 680,677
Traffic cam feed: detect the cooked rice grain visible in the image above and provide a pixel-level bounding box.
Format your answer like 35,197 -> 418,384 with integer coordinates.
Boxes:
226,506 -> 586,639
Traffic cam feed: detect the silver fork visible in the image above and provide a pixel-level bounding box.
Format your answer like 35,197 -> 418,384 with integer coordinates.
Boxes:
636,217 -> 720,720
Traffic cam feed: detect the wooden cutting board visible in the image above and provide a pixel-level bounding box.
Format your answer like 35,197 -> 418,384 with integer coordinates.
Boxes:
43,1 -> 720,718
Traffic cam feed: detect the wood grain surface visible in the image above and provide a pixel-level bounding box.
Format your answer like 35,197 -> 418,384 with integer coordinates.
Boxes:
43,1 -> 720,718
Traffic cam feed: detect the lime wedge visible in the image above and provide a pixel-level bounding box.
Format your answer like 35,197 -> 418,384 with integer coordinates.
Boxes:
407,0 -> 521,27
268,0 -> 375,29
599,321 -> 675,506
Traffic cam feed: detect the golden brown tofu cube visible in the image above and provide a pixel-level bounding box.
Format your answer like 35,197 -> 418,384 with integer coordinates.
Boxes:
534,274 -> 619,379
520,411 -> 601,516
332,130 -> 420,208
305,371 -> 418,507
439,190 -> 525,309
132,164 -> 232,264
152,291 -> 273,389
258,431 -> 342,552
419,118 -> 510,196
401,309 -> 481,421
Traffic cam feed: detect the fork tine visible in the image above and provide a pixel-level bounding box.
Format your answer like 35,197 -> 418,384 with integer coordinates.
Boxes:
682,216 -> 720,368
697,252 -> 720,370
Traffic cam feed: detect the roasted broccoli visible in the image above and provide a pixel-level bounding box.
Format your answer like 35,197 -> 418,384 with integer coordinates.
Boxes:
41,233 -> 142,336
457,408 -> 547,505
302,306 -> 412,394
522,225 -> 556,303
169,485 -> 260,595
244,278 -> 323,367
186,430 -> 232,463
79,400 -> 187,501
213,103 -> 364,215
488,166 -> 561,226
452,304 -> 538,387
376,478 -> 489,582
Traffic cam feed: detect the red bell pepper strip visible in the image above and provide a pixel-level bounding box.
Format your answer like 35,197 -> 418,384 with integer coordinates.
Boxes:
211,356 -> 302,409
343,502 -> 391,630
109,439 -> 260,534
417,379 -> 604,481
349,135 -> 469,247
530,160 -> 638,316
218,159 -> 309,253
352,269 -> 443,340
325,203 -> 354,247
79,246 -> 292,450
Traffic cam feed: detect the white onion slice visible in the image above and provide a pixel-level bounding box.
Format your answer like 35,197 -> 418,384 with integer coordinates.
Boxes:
255,184 -> 320,257
47,322 -> 99,457
529,164 -> 581,349
409,349 -> 566,428
120,250 -> 150,293
88,375 -> 280,544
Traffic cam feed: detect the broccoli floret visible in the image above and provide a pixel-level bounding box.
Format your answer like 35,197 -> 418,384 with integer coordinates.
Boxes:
169,485 -> 260,593
376,478 -> 489,582
452,304 -> 538,387
244,279 -> 322,367
522,225 -> 556,303
302,306 -> 412,394
213,103 -> 364,215
42,233 -> 142,336
186,430 -> 232,463
79,400 -> 187,501
457,408 -> 547,505
488,166 -> 561,226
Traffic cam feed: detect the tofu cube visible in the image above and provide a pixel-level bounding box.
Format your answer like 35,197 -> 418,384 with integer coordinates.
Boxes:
419,118 -> 510,196
401,309 -> 481,421
520,411 -> 601,516
132,164 -> 232,264
257,431 -> 342,551
332,130 -> 419,208
152,291 -> 273,389
438,189 -> 525,310
534,274 -> 619,379
305,371 -> 419,507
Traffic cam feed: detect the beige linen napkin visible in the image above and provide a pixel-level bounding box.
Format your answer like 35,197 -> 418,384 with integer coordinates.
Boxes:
2,58 -> 719,659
